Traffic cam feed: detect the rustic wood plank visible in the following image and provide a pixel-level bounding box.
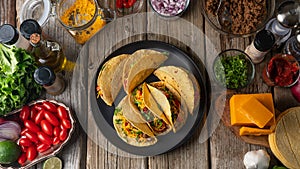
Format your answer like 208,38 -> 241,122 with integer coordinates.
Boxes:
0,0 -> 16,25
147,0 -> 210,168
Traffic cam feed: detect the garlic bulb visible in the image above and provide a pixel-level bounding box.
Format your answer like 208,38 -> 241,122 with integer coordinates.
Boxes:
243,149 -> 270,169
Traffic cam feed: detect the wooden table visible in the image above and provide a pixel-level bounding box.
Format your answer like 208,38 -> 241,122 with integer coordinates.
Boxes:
1,0 -> 299,168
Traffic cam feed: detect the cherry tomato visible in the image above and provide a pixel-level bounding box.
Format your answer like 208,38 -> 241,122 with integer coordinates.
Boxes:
37,143 -> 51,153
20,128 -> 29,136
53,127 -> 61,137
41,120 -> 53,136
33,104 -> 44,111
59,129 -> 68,141
43,101 -> 57,113
61,118 -> 71,129
44,111 -> 60,126
34,110 -> 44,124
26,146 -> 37,161
24,131 -> 39,143
24,120 -> 40,132
37,132 -> 53,145
57,106 -> 69,120
30,107 -> 37,119
123,0 -> 130,8
20,145 -> 28,152
127,0 -> 136,7
116,0 -> 123,8
53,136 -> 60,145
19,138 -> 33,147
20,105 -> 30,121
18,153 -> 27,166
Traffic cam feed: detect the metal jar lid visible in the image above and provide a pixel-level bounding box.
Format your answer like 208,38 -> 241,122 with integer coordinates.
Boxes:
34,66 -> 56,86
277,0 -> 300,28
0,24 -> 19,45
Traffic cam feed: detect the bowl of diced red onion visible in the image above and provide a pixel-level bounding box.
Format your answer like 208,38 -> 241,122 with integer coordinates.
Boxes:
149,0 -> 190,17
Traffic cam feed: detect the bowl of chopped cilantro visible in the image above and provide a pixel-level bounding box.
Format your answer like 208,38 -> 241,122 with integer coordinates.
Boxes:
213,49 -> 255,90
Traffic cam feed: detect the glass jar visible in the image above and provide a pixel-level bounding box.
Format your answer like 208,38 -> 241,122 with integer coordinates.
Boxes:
262,54 -> 300,87
56,0 -> 116,44
20,0 -> 117,45
20,0 -> 52,27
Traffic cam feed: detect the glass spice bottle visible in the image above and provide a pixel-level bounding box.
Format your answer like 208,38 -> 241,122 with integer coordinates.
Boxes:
20,19 -> 67,72
0,24 -> 30,50
34,66 -> 66,95
245,29 -> 275,64
283,33 -> 300,61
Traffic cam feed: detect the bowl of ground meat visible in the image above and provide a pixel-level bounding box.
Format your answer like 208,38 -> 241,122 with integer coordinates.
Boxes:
201,0 -> 275,37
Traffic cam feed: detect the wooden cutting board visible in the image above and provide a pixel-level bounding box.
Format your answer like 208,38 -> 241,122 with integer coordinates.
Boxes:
214,90 -> 270,147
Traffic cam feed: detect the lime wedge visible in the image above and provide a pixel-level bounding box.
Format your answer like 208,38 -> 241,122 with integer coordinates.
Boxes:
43,157 -> 62,169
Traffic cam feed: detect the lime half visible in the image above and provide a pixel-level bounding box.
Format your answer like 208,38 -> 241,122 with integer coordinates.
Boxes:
43,157 -> 62,169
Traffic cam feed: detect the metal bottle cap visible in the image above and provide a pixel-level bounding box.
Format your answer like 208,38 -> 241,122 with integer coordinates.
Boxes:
254,30 -> 275,52
34,66 -> 56,85
277,0 -> 300,28
20,19 -> 42,40
0,24 -> 19,45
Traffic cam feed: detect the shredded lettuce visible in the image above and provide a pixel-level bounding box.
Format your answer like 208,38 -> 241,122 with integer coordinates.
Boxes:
0,44 -> 42,115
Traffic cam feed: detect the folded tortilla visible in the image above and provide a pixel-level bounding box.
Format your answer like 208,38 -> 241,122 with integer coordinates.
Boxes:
97,54 -> 129,106
129,83 -> 172,136
147,82 -> 188,133
268,107 -> 300,169
113,96 -> 157,147
122,49 -> 168,94
154,66 -> 199,114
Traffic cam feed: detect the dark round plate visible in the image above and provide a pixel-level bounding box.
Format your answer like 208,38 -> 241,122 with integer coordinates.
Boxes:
90,40 -> 208,156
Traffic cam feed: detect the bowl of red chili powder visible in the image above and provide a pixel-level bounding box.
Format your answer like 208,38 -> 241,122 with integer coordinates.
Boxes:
263,54 -> 300,87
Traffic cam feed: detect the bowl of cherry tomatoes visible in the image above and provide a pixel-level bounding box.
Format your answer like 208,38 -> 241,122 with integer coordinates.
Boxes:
0,100 -> 75,169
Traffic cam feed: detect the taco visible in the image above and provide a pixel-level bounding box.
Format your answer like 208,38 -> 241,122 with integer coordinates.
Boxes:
97,54 -> 129,106
154,66 -> 200,114
130,83 -> 172,136
122,49 -> 168,94
147,82 -> 188,132
113,96 -> 157,147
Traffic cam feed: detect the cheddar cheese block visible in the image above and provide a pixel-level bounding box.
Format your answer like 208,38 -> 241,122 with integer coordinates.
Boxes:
230,93 -> 275,126
239,126 -> 273,136
240,96 -> 274,128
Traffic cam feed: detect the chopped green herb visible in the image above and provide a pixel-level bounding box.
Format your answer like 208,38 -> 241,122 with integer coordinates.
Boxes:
114,108 -> 122,115
214,54 -> 250,89
114,119 -> 122,124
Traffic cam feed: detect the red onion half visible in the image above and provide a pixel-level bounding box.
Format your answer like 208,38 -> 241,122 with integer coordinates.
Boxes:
150,0 -> 188,16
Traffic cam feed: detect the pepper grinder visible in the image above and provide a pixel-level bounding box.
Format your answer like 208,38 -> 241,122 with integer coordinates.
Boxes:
265,0 -> 299,47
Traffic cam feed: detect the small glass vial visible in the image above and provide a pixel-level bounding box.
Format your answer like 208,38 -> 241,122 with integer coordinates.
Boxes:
0,24 -> 30,50
20,19 -> 67,72
34,66 -> 66,95
283,33 -> 300,61
245,29 -> 275,64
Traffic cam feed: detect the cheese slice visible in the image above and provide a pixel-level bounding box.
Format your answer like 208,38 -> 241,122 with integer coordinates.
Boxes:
230,93 -> 275,126
240,96 -> 274,128
239,126 -> 273,136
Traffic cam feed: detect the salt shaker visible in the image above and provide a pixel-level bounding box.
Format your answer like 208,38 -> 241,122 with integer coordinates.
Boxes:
245,29 -> 275,64
34,66 -> 66,96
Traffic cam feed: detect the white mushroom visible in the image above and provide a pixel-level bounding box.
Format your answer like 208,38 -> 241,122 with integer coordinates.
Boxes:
243,149 -> 270,169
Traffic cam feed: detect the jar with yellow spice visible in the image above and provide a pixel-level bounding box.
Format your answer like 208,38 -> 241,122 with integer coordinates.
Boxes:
56,0 -> 116,44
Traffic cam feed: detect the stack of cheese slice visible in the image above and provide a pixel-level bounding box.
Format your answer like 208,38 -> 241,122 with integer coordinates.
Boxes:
230,93 -> 275,136
268,107 -> 300,169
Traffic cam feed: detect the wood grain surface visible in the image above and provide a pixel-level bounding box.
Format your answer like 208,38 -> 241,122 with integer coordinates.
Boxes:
0,0 -> 298,168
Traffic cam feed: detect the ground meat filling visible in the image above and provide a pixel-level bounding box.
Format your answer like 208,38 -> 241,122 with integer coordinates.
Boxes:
205,0 -> 267,35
